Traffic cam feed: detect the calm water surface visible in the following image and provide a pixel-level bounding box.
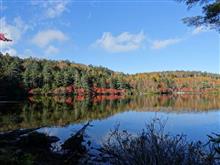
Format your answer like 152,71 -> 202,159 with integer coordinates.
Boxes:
0,94 -> 220,144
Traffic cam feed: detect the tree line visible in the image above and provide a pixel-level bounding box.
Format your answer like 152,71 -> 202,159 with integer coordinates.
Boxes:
127,71 -> 220,94
0,53 -> 220,99
0,53 -> 131,98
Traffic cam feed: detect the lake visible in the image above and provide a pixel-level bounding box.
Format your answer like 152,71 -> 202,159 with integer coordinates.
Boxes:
0,94 -> 220,145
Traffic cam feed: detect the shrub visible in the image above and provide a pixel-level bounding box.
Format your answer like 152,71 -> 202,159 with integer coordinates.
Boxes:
98,119 -> 219,165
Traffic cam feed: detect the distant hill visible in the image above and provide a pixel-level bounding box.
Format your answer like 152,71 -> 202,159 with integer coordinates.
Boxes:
0,53 -> 220,99
127,71 -> 220,94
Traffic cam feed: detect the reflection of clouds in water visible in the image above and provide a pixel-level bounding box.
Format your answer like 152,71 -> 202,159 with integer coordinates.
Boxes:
38,127 -> 59,137
38,124 -> 88,143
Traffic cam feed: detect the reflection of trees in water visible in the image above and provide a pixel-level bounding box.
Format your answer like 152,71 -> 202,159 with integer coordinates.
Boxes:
0,94 -> 220,131
0,97 -> 132,131
129,94 -> 220,111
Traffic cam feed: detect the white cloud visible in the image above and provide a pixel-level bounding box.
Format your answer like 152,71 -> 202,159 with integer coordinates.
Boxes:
46,1 -> 69,18
32,29 -> 68,47
150,26 -> 211,50
0,17 -> 28,55
45,45 -> 59,55
0,17 -> 27,47
93,32 -> 145,52
151,38 -> 182,49
22,49 -> 35,58
2,48 -> 17,56
32,0 -> 70,19
192,26 -> 209,35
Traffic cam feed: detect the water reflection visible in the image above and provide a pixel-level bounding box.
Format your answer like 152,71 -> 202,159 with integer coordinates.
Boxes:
0,94 -> 220,132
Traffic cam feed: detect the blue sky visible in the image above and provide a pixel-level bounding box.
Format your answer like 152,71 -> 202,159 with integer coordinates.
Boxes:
1,0 -> 219,74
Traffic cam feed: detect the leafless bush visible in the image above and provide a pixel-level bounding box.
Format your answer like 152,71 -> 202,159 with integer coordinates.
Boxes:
98,119 -> 219,165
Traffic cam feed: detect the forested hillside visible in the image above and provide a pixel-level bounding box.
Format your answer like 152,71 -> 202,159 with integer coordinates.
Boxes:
127,71 -> 220,94
0,53 -> 131,99
0,53 -> 220,99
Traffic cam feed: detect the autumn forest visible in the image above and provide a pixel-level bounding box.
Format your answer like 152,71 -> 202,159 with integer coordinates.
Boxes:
0,53 -> 220,100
